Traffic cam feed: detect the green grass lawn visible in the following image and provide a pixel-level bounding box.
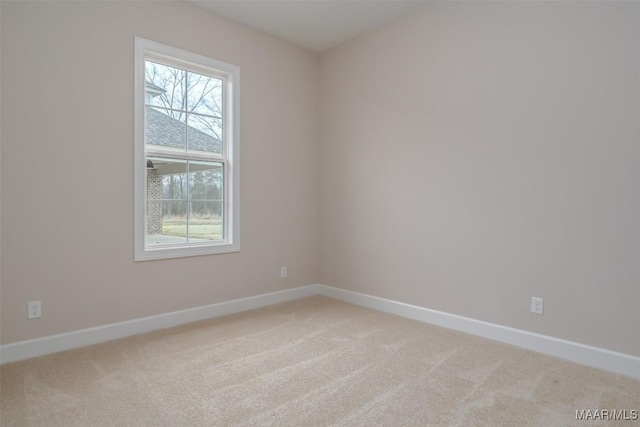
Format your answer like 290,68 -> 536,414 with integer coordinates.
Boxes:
162,217 -> 223,240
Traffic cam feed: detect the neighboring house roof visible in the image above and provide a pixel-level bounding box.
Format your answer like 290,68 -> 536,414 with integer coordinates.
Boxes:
145,105 -> 222,154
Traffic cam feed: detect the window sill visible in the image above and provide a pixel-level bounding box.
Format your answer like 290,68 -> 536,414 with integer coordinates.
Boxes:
134,241 -> 240,262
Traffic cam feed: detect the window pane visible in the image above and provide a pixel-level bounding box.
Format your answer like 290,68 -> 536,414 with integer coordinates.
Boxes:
145,61 -> 185,111
189,201 -> 223,241
189,161 -> 223,201
146,158 -> 188,247
187,114 -> 222,155
186,70 -> 223,117
147,158 -> 188,199
146,201 -> 188,246
162,201 -> 188,243
146,107 -> 187,152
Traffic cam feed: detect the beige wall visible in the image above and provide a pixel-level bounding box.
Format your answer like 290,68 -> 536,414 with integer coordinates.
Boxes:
2,1 -> 639,359
319,2 -> 640,356
0,2 -> 3,332
0,1 -> 320,344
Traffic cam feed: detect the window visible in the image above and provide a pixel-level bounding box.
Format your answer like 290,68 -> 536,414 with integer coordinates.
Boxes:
134,38 -> 240,261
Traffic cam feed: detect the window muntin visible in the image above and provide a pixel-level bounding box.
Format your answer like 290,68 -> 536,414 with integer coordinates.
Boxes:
135,38 -> 240,261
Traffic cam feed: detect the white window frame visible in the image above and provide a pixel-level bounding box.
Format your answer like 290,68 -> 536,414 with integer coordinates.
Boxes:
134,37 -> 240,261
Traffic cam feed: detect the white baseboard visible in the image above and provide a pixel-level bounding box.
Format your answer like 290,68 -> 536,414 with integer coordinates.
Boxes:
316,284 -> 640,380
3,283 -> 638,380
0,284 -> 319,364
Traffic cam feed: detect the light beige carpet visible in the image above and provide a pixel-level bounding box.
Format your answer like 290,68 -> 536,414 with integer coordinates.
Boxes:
1,296 -> 639,426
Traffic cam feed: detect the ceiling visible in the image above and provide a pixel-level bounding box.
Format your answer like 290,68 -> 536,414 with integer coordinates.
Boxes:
186,1 -> 428,52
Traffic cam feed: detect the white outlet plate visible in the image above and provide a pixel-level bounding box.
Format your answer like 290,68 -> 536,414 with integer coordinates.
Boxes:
531,297 -> 544,315
28,300 -> 42,319
280,266 -> 287,278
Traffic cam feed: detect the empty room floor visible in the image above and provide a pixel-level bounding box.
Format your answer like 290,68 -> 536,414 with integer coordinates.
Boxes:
1,296 -> 639,426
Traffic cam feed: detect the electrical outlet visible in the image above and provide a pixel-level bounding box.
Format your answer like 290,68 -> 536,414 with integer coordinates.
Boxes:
531,297 -> 544,315
280,266 -> 287,278
28,300 -> 42,319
